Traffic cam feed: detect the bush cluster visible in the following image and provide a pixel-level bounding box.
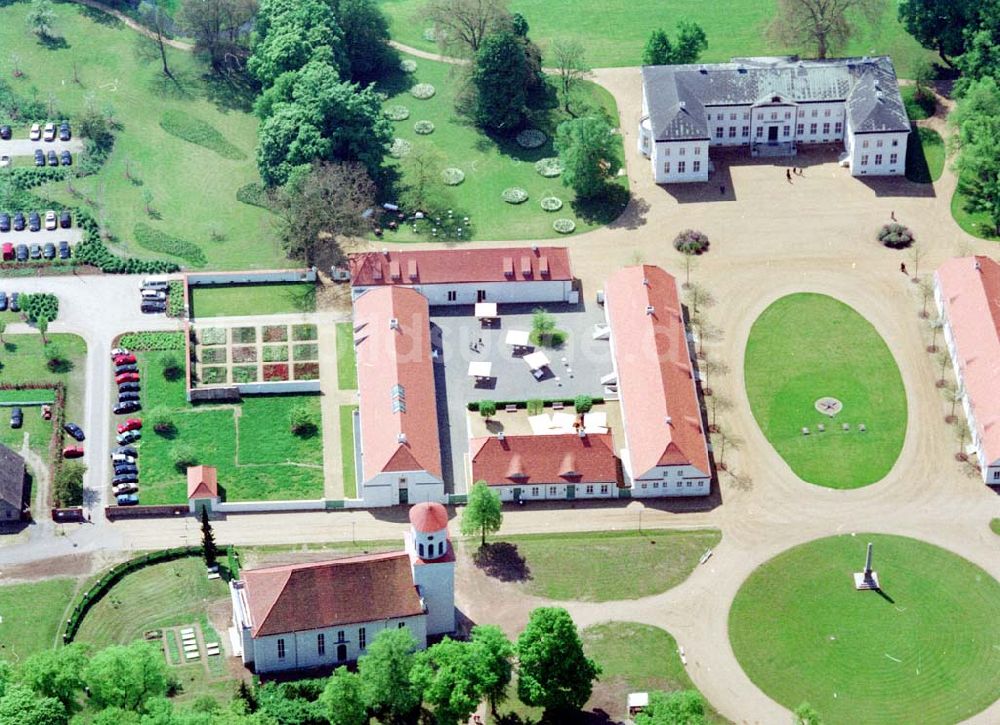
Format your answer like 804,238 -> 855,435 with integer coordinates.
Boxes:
468,396 -> 605,411
73,210 -> 179,275
400,59 -> 417,73
410,83 -> 436,99
167,280 -> 185,317
10,166 -> 68,189
389,138 -> 412,158
516,129 -> 547,149
540,196 -> 563,212
414,120 -> 435,135
17,292 -> 59,323
133,223 -> 207,267
877,223 -> 915,248
441,167 -> 465,185
159,109 -> 246,160
116,331 -> 185,351
385,105 -> 410,121
235,182 -> 270,209
673,229 -> 710,254
502,187 -> 529,204
534,157 -> 562,177
553,218 -> 576,233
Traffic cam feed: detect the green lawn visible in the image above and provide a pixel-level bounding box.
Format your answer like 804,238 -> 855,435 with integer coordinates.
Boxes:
378,0 -> 935,76
134,351 -> 324,503
951,170 -> 1000,240
900,85 -> 936,120
744,294 -> 907,488
336,322 -> 358,389
582,622 -> 725,723
190,283 -> 316,318
380,54 -> 628,242
0,578 -> 77,659
905,126 -> 944,183
991,518 -> 1000,535
729,534 -> 1000,724
477,529 -> 720,602
0,2 -> 285,270
339,404 -> 359,499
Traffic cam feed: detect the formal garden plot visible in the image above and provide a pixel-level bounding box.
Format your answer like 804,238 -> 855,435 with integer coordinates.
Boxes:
744,294 -> 907,488
192,322 -> 322,386
729,534 -> 1000,724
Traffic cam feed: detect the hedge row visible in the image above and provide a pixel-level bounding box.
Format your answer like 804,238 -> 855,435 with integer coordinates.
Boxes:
116,331 -> 185,351
467,397 -> 605,411
167,280 -> 185,317
17,292 -> 59,323
133,223 -> 207,267
72,209 -> 180,275
235,182 -> 271,209
159,109 -> 246,160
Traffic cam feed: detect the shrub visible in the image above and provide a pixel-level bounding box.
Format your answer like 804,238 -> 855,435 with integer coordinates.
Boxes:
45,343 -> 69,372
526,399 -> 544,415
502,187 -> 529,204
292,324 -> 317,341
289,404 -> 318,437
159,109 -> 246,160
262,325 -> 288,342
171,443 -> 199,472
148,406 -> 176,437
877,223 -> 915,248
166,280 -> 184,317
574,395 -> 594,414
293,362 -> 320,380
385,105 -> 411,121
400,59 -> 417,73
117,331 -> 185,351
410,83 -> 436,99
441,167 -> 465,185
516,129 -> 547,149
479,400 -> 497,418
414,120 -> 435,135
673,229 -> 710,254
54,462 -> 85,507
262,345 -> 288,362
236,182 -> 270,209
17,292 -> 59,323
540,196 -> 563,212
553,218 -> 576,233
160,352 -> 183,381
133,223 -> 207,267
232,365 -> 257,383
389,138 -> 412,158
534,157 -> 563,177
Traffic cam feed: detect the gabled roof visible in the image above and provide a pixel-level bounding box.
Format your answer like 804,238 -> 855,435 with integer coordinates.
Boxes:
604,265 -> 710,478
241,552 -> 424,637
642,56 -> 908,142
349,247 -> 573,287
186,465 -> 218,499
470,433 -> 619,486
0,443 -> 25,513
354,287 -> 442,482
935,256 -> 1000,468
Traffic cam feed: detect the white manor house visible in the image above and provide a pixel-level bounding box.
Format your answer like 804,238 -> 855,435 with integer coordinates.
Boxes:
638,55 -> 910,183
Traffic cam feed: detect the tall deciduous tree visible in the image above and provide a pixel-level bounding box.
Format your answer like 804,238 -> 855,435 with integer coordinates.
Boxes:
635,690 -> 706,725
0,684 -> 66,725
468,624 -> 513,715
897,0 -> 978,67
955,6 -> 1000,92
135,1 -> 175,79
248,0 -> 348,87
179,0 -> 259,73
17,644 -> 89,711
555,116 -> 618,199
421,0 -> 511,57
952,78 -> 1000,235
320,667 -> 367,725
767,0 -> 886,59
460,481 -> 502,547
358,628 -> 421,722
333,0 -> 398,84
516,607 -> 601,716
472,31 -> 530,131
642,29 -> 674,66
642,22 -> 707,65
84,641 -> 170,711
411,638 -> 484,725
550,39 -> 590,115
26,0 -> 56,39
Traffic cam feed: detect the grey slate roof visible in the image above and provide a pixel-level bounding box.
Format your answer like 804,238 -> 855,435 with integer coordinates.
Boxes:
0,443 -> 25,515
642,56 -> 910,141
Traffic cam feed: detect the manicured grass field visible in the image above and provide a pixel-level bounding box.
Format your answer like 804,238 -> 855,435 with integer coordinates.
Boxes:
582,622 -> 725,723
905,126 -> 944,184
339,405 -> 359,499
190,283 -> 316,318
991,518 -> 1000,536
0,3 -> 284,270
380,54 -> 627,242
0,578 -> 76,658
951,171 -> 1000,241
484,529 -> 720,602
744,294 -> 907,488
135,352 -> 324,503
729,534 -> 1000,724
378,0 -> 935,76
335,322 -> 358,389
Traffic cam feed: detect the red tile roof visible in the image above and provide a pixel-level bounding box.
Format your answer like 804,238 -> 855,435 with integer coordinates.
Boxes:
936,256 -> 1000,467
470,433 -> 619,486
349,247 -> 573,287
354,287 -> 442,481
604,265 -> 710,478
242,552 -> 424,637
409,501 -> 449,533
186,465 -> 218,499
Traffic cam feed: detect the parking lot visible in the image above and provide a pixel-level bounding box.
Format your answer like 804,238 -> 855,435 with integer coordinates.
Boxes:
0,138 -> 84,158
1,227 -> 84,248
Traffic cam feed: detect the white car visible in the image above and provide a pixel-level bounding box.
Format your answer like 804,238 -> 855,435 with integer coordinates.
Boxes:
44,210 -> 57,231
43,123 -> 56,142
110,347 -> 130,358
0,155 -> 9,168
113,483 -> 138,496
29,123 -> 41,141
110,453 -> 136,464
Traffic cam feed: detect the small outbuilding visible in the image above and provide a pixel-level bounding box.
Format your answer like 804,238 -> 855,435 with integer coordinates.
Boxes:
187,465 -> 220,514
0,443 -> 27,529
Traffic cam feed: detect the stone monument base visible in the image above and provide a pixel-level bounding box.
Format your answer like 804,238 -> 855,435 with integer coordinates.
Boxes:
854,571 -> 880,590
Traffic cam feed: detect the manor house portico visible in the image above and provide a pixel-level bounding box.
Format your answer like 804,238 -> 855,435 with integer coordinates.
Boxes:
638,55 -> 910,183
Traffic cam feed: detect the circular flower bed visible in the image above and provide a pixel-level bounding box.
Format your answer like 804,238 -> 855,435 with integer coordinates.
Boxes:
534,157 -> 563,177
400,59 -> 417,73
414,120 -> 435,135
389,138 -> 412,159
385,105 -> 410,121
422,28 -> 437,42
516,129 -> 547,149
441,168 -> 465,186
877,222 -> 915,249
502,187 -> 529,204
553,218 -> 576,234
673,229 -> 710,254
540,196 -> 563,212
410,83 -> 436,100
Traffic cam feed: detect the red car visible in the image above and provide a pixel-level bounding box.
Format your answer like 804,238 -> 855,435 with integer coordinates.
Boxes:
63,446 -> 84,458
115,372 -> 140,384
1,243 -> 13,261
113,353 -> 136,365
116,418 -> 142,434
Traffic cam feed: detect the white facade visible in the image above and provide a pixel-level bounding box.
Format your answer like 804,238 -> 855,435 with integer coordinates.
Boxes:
490,481 -> 618,502
360,468 -> 444,507
405,531 -> 456,636
845,127 -> 908,177
352,280 -> 576,307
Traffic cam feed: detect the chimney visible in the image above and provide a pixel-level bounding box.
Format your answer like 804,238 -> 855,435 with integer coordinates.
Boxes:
497,431 -> 505,441
975,260 -> 982,272
389,318 -> 399,330
531,245 -> 539,254
382,248 -> 389,257
665,416 -> 673,426
397,432 -> 407,444
578,428 -> 586,438
642,278 -> 650,286
646,305 -> 655,315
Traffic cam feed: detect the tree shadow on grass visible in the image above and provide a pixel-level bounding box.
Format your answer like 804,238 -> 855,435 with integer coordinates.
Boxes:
570,183 -> 630,225
201,71 -> 259,114
37,34 -> 70,51
78,5 -> 123,28
473,541 -> 531,583
372,67 -> 414,99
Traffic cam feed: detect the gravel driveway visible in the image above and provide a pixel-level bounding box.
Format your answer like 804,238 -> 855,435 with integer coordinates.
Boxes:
0,138 -> 85,158
0,228 -> 84,247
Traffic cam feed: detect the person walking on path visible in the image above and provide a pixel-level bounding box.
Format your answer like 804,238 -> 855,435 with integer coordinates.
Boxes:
891,210 -> 896,221
900,262 -> 908,275
786,168 -> 792,182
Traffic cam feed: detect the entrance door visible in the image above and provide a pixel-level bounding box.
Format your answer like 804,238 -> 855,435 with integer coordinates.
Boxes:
399,488 -> 408,504
767,126 -> 779,142
566,485 -> 575,500
512,487 -> 522,502
337,644 -> 347,661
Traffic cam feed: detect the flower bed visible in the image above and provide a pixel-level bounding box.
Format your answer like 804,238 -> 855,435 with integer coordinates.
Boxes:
201,347 -> 227,364
414,120 -> 435,135
232,326 -> 256,344
673,229 -> 710,254
502,187 -> 529,204
294,362 -> 320,381
540,196 -> 563,212
553,218 -> 576,234
201,366 -> 227,385
516,129 -> 547,149
292,324 -> 318,341
262,325 -> 288,343
293,343 -> 319,361
232,366 -> 257,383
877,223 -> 915,249
400,59 -> 417,73
385,105 -> 410,121
263,364 -> 289,382
232,346 -> 257,363
199,328 -> 226,346
262,345 -> 289,362
534,157 -> 563,177
442,167 -> 465,186
410,83 -> 436,100
389,138 -> 412,158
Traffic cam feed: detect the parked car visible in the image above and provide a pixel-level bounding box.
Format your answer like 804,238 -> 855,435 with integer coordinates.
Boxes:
0,212 -> 9,232
113,401 -> 141,415
58,240 -> 70,260
47,150 -> 58,167
118,382 -> 140,393
140,289 -> 166,301
42,242 -> 55,259
115,372 -> 140,384
33,149 -> 44,167
113,464 -> 138,475
59,210 -> 71,228
59,122 -> 71,141
0,155 -> 8,168
9,407 -> 22,428
118,392 -> 140,403
28,211 -> 40,231
0,124 -> 10,140
1,244 -> 11,261
113,445 -> 138,457
0,291 -> 6,311
141,279 -> 170,290
110,453 -> 136,464
113,473 -> 138,485
41,404 -> 51,420
117,418 -> 142,433
60,150 -> 71,166
43,123 -> 56,142
113,483 -> 138,496
113,353 -> 136,365
116,363 -> 139,374
63,422 -> 85,441
29,244 -> 41,260
116,430 -> 141,444
44,210 -> 56,230
15,244 -> 27,262
141,301 -> 167,314
29,123 -> 41,141
110,347 -> 130,358
9,292 -> 19,311
63,446 -> 84,458
12,212 -> 25,231
116,494 -> 140,506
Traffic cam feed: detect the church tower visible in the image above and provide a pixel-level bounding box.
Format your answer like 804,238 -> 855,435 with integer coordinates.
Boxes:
405,502 -> 456,636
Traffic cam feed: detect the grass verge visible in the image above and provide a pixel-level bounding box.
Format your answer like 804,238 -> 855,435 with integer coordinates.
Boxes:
339,405 -> 358,499
336,322 -> 358,389
951,170 -> 1000,240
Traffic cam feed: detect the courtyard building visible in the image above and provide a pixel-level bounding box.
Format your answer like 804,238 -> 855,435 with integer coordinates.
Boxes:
0,443 -> 27,529
934,256 -> 1000,485
230,502 -> 455,674
604,265 -> 711,496
638,56 -> 909,183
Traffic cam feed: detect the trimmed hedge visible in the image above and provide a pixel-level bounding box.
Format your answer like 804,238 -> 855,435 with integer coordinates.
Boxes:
133,223 -> 207,267
159,109 -> 246,160
73,209 -> 180,275
236,182 -> 270,209
467,397 -> 605,411
167,280 -> 184,318
18,292 -> 59,323
116,331 -> 185,351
